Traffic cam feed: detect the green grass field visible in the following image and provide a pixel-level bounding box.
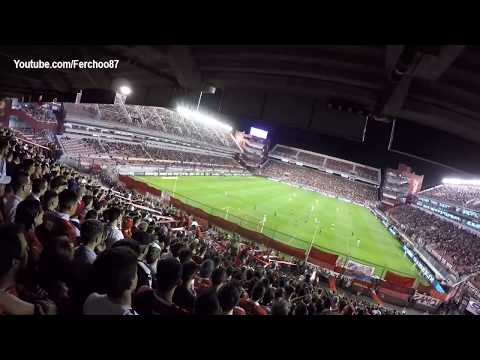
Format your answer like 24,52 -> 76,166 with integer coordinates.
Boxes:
135,175 -> 420,279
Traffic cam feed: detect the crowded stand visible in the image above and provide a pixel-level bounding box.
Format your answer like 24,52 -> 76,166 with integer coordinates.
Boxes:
58,134 -> 241,170
68,103 -> 238,152
388,205 -> 480,276
271,146 -> 299,159
297,152 -> 326,167
0,126 -> 405,315
354,166 -> 379,182
14,128 -> 56,148
259,160 -> 378,204
145,146 -> 241,169
270,145 -> 380,185
419,185 -> 480,210
325,158 -> 354,174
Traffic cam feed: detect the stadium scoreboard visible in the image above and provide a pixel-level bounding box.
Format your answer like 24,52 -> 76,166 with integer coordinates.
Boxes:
249,127 -> 268,139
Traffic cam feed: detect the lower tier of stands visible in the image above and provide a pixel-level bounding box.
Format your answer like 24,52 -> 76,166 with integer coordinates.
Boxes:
388,205 -> 480,276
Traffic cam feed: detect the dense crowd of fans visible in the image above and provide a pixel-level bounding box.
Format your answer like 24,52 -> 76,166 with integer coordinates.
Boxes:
271,146 -> 379,183
59,136 -> 242,170
75,103 -> 237,151
1,127 -> 403,315
420,185 -> 480,210
259,160 -> 378,204
388,205 -> 480,276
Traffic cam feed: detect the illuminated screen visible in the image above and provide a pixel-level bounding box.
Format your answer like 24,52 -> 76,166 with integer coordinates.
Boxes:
250,127 -> 268,139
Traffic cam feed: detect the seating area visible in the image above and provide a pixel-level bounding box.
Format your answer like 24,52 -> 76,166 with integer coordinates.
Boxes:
325,158 -> 354,174
419,185 -> 480,210
271,146 -> 299,159
71,103 -> 238,152
354,166 -> 379,182
259,160 -> 378,204
296,152 -> 326,167
388,205 -> 480,276
146,146 -> 241,169
14,128 -> 56,147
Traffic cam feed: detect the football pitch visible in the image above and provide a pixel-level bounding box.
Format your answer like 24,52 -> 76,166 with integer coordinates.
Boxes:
135,175 -> 420,279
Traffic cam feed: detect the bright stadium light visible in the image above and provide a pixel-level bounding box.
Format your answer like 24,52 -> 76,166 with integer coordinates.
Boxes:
442,178 -> 480,186
176,105 -> 232,132
119,86 -> 132,96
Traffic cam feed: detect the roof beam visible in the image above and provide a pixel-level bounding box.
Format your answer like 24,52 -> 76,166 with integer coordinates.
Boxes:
413,45 -> 466,80
167,46 -> 203,90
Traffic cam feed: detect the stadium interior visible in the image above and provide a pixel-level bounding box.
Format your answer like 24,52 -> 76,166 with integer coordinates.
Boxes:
1,45 -> 480,316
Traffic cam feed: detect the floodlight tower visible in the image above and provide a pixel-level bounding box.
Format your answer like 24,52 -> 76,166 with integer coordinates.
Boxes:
196,85 -> 216,111
115,85 -> 132,105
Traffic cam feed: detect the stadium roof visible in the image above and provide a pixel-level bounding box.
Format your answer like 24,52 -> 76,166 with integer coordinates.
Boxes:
2,45 -> 480,143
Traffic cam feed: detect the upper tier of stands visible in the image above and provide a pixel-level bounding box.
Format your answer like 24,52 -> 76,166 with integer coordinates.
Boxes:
259,159 -> 378,204
419,185 -> 480,211
389,205 -> 480,277
269,144 -> 380,185
63,103 -> 239,153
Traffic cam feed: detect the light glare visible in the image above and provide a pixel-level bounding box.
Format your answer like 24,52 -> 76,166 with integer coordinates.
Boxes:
119,86 -> 132,96
442,178 -> 480,186
176,105 -> 232,131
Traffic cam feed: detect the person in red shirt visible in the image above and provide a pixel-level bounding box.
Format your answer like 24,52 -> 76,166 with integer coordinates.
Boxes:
133,258 -> 188,315
42,189 -> 80,246
122,216 -> 134,239
195,259 -> 214,293
239,281 -> 269,315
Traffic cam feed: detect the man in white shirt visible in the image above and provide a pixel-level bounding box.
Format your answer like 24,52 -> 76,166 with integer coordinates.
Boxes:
105,207 -> 124,248
4,173 -> 31,223
83,247 -> 138,315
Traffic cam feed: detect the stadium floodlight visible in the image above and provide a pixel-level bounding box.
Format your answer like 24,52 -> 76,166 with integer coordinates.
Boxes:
442,178 -> 480,186
119,86 -> 132,96
176,105 -> 232,132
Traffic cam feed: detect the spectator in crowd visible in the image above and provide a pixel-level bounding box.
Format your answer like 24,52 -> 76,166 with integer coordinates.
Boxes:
42,190 -> 59,214
240,281 -> 269,315
194,289 -> 221,315
42,189 -> 80,245
218,282 -> 244,315
28,178 -> 48,202
74,220 -> 105,268
271,298 -> 291,316
50,176 -> 68,194
145,243 -> 162,287
4,172 -> 31,223
211,266 -> 227,293
104,207 -> 124,249
83,247 -> 138,315
85,209 -> 98,221
134,258 -> 188,315
15,199 -> 44,265
37,235 -> 75,314
0,224 -> 56,315
173,260 -> 199,313
195,259 -> 215,292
